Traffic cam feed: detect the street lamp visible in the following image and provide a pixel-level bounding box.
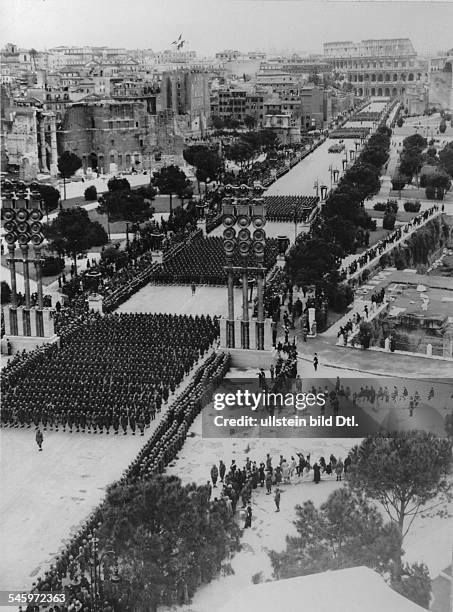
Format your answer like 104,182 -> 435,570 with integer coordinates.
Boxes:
125,222 -> 130,248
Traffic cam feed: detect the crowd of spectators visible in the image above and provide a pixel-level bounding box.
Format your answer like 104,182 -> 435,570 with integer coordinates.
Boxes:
340,204 -> 440,279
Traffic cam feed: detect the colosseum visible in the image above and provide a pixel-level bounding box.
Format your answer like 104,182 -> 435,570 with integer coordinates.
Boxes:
324,38 -> 427,98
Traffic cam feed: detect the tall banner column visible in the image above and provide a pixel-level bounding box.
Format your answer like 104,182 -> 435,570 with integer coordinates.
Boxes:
241,268 -> 250,349
256,268 -> 265,350
34,246 -> 44,337
7,245 -> 18,336
226,266 -> 235,348
21,245 -> 32,336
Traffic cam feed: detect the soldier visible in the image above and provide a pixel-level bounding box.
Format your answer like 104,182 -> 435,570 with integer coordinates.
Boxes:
36,428 -> 43,451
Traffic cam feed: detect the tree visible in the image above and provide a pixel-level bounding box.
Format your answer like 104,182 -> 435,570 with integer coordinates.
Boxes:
225,141 -> 254,169
438,142 -> 453,177
391,173 -> 408,192
152,165 -> 190,215
402,134 -> 427,151
101,245 -> 129,269
107,177 -> 131,192
286,237 -> 343,286
391,562 -> 432,609
342,163 -> 381,199
183,145 -> 221,192
84,185 -> 98,201
258,128 -> 279,151
1,281 -> 11,304
439,119 -> 447,134
211,115 -> 224,130
44,207 -> 108,275
35,184 -> 60,219
269,488 -> 401,580
318,215 -> 357,253
134,185 -> 158,202
243,114 -> 256,130
97,475 -> 241,611
383,211 -> 396,230
57,151 -> 82,201
361,146 -> 389,169
399,148 -> 423,181
357,320 -> 374,348
98,191 -> 154,224
347,432 -> 452,574
396,117 -> 404,128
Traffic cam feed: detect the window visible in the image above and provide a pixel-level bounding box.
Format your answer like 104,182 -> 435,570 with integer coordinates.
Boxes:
111,139 -> 115,146
135,121 -> 139,127
110,154 -> 115,164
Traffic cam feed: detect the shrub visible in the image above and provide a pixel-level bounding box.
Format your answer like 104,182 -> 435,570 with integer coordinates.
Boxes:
439,120 -> 447,134
436,187 -> 444,200
392,175 -> 407,191
373,202 -> 387,211
101,246 -> 129,268
396,117 -> 404,128
425,185 -> 436,199
1,281 -> 11,304
379,253 -> 390,268
358,321 -> 373,349
329,284 -> 354,313
84,185 -> 97,201
383,212 -> 396,230
394,249 -> 408,270
387,200 -> 398,214
42,256 -> 65,276
404,200 -> 421,212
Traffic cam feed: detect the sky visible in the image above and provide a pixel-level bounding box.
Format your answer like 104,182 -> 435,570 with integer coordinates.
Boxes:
1,0 -> 452,56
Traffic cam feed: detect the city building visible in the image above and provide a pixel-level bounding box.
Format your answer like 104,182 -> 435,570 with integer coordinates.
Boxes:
428,55 -> 453,110
214,86 -> 266,126
324,39 -> 426,98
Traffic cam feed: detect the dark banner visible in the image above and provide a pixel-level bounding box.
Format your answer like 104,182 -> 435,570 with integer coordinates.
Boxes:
202,377 -> 453,438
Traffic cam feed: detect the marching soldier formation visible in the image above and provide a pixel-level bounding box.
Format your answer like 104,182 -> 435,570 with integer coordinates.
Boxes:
1,313 -> 219,434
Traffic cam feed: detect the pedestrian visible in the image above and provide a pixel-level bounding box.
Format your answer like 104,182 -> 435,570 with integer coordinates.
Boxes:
313,353 -> 319,372
313,462 -> 321,484
36,428 -> 43,451
244,504 -> 252,529
219,460 -> 226,483
270,364 -> 275,380
210,464 -> 219,487
274,488 -> 281,512
191,282 -> 196,296
336,459 -> 344,482
295,375 -> 303,393
265,470 -> 272,494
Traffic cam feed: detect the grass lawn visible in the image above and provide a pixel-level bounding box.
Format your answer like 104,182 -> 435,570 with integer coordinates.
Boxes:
61,194 -> 177,214
371,210 -> 418,222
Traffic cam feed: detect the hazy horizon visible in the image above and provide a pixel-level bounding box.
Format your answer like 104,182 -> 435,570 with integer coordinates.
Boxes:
1,0 -> 453,57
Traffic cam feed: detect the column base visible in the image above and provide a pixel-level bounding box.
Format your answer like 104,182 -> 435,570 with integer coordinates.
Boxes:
1,334 -> 60,355
241,321 -> 250,349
